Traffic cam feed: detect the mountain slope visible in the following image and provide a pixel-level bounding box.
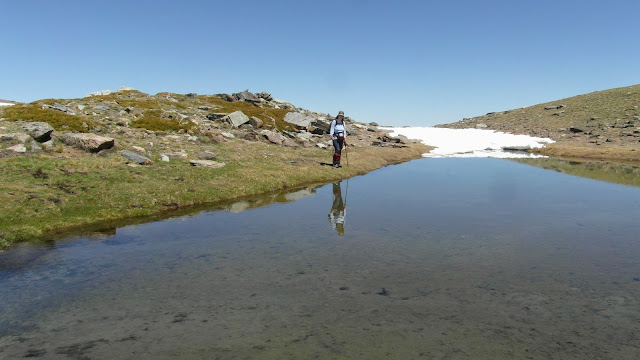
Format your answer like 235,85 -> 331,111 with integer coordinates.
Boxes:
439,84 -> 640,161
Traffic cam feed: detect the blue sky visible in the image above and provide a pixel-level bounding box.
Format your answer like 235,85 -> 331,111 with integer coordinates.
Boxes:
1,0 -> 638,126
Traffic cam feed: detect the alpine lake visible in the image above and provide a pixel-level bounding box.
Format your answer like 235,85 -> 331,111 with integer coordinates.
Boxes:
1,157 -> 639,359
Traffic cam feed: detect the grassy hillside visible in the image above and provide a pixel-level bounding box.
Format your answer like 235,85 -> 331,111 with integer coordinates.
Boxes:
439,84 -> 640,161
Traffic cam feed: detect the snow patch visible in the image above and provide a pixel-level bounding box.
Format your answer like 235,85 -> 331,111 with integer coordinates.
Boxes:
0,102 -> 15,107
384,127 -> 554,159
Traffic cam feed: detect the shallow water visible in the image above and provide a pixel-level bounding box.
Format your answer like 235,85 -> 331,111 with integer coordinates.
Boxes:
1,158 -> 640,359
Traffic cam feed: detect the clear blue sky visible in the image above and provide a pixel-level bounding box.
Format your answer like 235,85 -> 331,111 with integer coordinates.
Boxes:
1,0 -> 638,126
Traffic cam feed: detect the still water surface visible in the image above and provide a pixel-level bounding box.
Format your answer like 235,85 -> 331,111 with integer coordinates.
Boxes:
1,158 -> 640,359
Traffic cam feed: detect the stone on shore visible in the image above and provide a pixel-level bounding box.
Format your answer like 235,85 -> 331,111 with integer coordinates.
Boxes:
60,133 -> 115,152
23,122 -> 54,142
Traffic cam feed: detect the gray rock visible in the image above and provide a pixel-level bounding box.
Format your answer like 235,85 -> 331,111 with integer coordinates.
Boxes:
249,116 -> 264,128
118,86 -> 136,92
77,104 -> 86,111
369,122 -> 379,126
6,144 -> 27,153
316,143 -> 328,149
189,160 -> 226,168
233,90 -> 260,102
284,112 -> 314,129
544,104 -> 565,110
160,154 -> 170,162
283,138 -> 300,147
195,151 -> 216,160
221,132 -> 235,139
476,123 -> 488,129
261,130 -> 284,145
121,150 -> 153,165
29,141 -> 42,152
223,111 -> 250,127
42,102 -> 75,115
60,133 -> 115,152
256,92 -> 273,101
185,93 -> 198,98
198,106 -> 211,111
23,122 -> 54,142
311,119 -> 330,134
93,105 -> 110,111
206,113 -> 227,121
165,152 -> 188,159
0,133 -> 31,143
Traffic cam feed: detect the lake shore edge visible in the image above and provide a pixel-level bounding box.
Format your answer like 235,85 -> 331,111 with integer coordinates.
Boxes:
0,142 -> 431,251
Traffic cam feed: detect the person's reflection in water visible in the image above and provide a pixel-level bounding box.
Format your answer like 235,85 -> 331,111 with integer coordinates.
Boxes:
328,181 -> 347,235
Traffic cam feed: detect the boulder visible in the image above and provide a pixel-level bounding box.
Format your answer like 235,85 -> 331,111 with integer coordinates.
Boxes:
476,123 -> 488,129
195,151 -> 216,160
0,133 -> 31,143
189,160 -> 226,168
256,92 -> 273,101
121,150 -> 153,165
284,112 -> 314,129
6,144 -> 27,153
60,133 -> 115,152
261,130 -> 284,145
311,119 -> 331,134
93,105 -> 110,111
185,93 -> 198,98
223,111 -> 250,127
118,86 -> 136,92
22,122 -> 54,142
544,104 -> 565,110
233,90 -> 260,102
249,116 -> 264,128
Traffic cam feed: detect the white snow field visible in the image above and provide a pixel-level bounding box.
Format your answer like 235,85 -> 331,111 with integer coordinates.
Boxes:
384,127 -> 555,159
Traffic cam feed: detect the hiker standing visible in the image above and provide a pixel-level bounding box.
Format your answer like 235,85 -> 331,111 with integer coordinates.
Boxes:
329,111 -> 347,168
328,181 -> 346,235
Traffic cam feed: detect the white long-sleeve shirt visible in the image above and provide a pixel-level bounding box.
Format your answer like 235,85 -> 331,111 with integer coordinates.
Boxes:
329,120 -> 347,140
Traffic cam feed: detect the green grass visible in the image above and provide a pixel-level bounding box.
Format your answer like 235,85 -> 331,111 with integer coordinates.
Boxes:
0,141 -> 428,250
0,102 -> 94,132
130,109 -> 197,132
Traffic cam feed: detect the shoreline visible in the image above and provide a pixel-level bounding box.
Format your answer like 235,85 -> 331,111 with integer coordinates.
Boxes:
0,142 -> 430,251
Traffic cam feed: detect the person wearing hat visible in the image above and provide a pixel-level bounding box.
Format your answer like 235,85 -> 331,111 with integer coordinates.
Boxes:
329,111 -> 348,168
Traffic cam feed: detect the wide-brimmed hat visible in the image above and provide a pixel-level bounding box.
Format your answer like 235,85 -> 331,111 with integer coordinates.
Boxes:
338,111 -> 344,117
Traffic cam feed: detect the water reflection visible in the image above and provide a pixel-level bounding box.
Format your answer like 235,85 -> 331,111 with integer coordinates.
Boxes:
328,181 -> 348,235
515,158 -> 640,187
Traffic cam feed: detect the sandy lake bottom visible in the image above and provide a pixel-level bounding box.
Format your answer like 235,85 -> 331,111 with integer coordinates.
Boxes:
1,158 -> 640,359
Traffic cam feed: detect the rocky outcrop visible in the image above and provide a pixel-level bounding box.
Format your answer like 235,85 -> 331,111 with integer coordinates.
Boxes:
284,112 -> 314,129
42,103 -> 76,115
59,133 -> 115,152
23,122 -> 54,142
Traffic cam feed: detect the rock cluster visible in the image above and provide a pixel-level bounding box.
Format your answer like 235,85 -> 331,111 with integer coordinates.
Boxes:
1,88 -> 408,165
